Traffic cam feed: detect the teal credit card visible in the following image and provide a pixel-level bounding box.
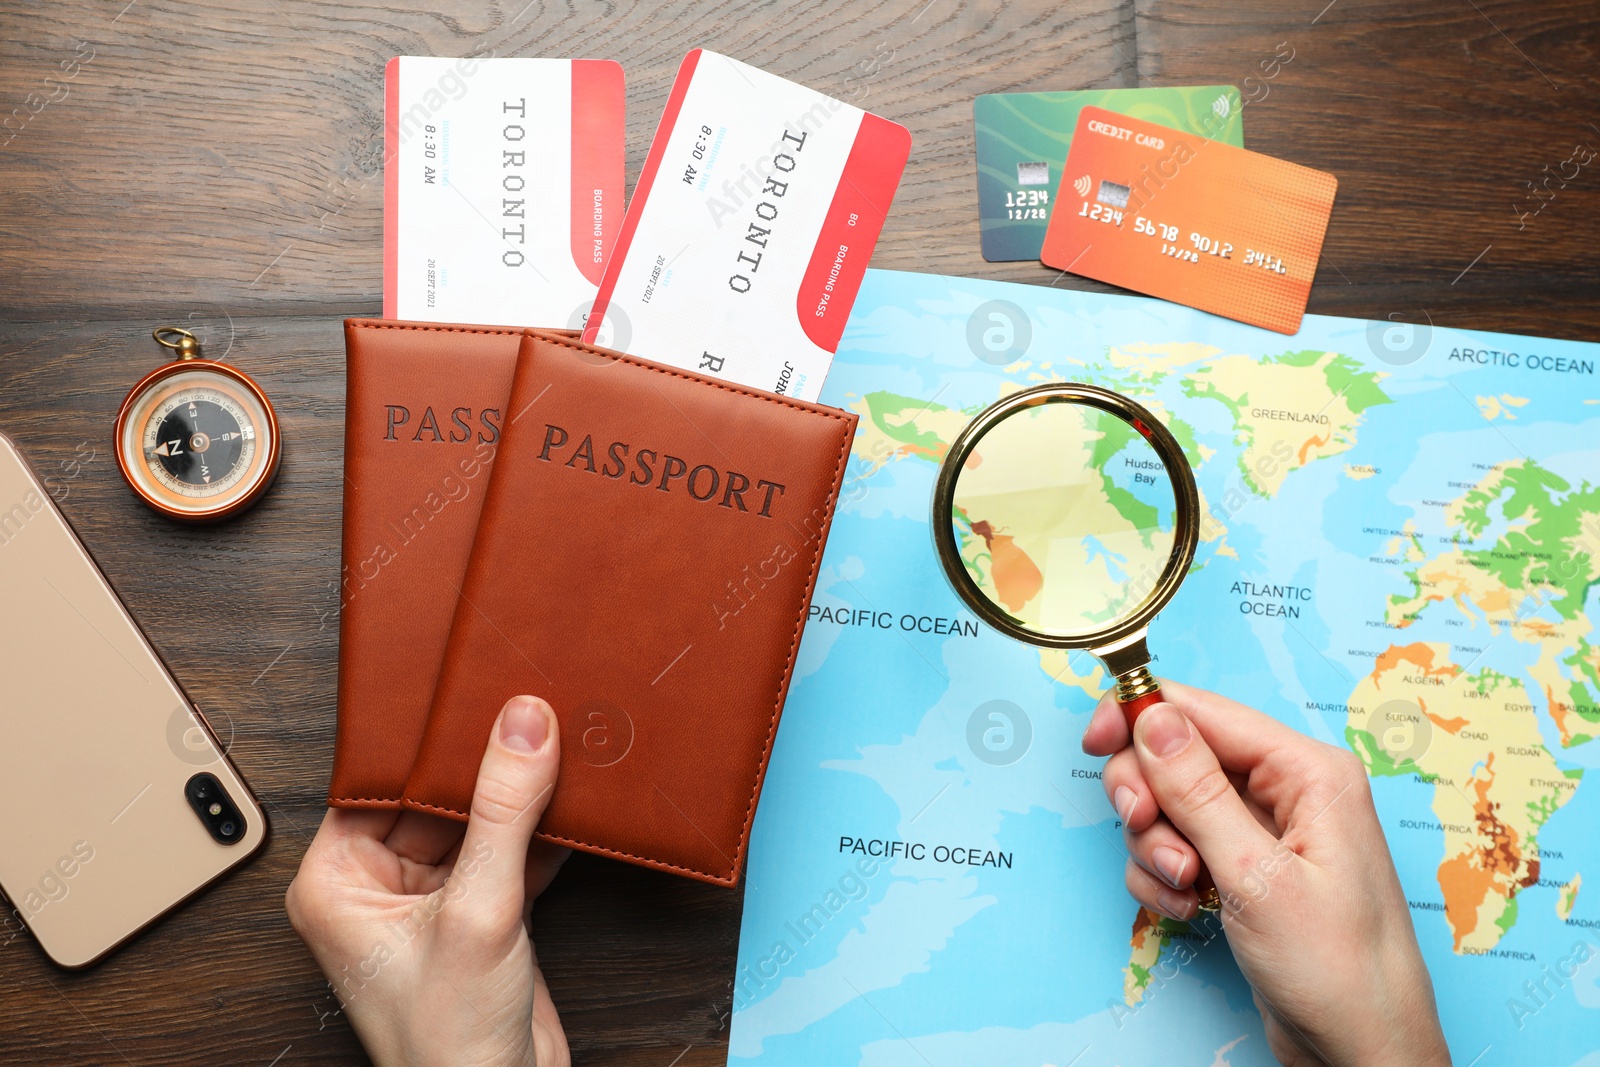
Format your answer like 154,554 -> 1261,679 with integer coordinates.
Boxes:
974,86 -> 1245,261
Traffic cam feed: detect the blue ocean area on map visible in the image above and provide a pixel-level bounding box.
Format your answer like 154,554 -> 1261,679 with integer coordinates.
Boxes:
729,269 -> 1600,1066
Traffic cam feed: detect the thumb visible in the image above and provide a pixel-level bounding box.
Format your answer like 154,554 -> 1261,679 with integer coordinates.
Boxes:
1132,701 -> 1277,899
451,695 -> 561,931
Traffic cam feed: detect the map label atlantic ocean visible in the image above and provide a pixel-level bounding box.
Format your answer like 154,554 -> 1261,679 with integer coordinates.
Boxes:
1231,580 -> 1311,619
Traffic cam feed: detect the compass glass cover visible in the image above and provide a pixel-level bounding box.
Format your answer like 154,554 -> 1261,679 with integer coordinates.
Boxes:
118,368 -> 274,517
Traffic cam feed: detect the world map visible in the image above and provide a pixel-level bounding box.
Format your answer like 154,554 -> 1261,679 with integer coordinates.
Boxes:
729,268 -> 1600,1066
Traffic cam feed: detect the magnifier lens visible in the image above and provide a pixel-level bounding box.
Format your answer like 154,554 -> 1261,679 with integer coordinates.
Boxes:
949,401 -> 1179,638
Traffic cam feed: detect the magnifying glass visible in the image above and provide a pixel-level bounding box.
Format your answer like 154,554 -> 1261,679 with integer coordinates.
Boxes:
932,382 -> 1219,910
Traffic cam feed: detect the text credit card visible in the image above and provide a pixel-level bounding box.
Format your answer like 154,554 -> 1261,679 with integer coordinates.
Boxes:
583,49 -> 911,402
1040,106 -> 1337,335
384,56 -> 625,328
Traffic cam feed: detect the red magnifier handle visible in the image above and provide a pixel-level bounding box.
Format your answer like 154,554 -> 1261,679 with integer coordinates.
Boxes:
1120,688 -> 1167,723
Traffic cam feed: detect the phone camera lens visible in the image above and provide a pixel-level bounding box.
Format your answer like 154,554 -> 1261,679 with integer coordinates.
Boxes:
185,773 -> 247,845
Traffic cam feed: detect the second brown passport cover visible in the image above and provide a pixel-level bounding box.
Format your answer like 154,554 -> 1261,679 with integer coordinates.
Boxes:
394,329 -> 856,886
329,320 -> 522,808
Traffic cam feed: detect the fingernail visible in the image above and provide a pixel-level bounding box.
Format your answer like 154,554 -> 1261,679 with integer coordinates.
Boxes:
1156,888 -> 1194,922
499,696 -> 549,753
1136,702 -> 1191,760
1152,846 -> 1188,888
1113,785 -> 1139,824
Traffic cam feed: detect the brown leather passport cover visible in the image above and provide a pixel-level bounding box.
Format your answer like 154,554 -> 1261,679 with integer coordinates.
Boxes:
328,320 -> 522,808
401,329 -> 856,885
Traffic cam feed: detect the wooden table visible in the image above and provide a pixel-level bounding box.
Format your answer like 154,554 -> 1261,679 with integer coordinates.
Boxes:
1,0 -> 1596,1062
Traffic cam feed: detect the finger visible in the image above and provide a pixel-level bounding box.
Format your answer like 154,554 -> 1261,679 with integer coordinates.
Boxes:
521,843 -> 572,938
449,695 -> 562,932
397,862 -> 456,898
319,805 -> 401,843
1123,859 -> 1198,923
1160,679 -> 1365,832
383,808 -> 468,866
1081,688 -> 1130,756
1132,702 -> 1281,895
1103,720 -> 1280,850
1124,815 -> 1201,891
1156,679 -> 1324,772
524,840 -> 571,900
1107,734 -> 1292,841
1101,748 -> 1159,833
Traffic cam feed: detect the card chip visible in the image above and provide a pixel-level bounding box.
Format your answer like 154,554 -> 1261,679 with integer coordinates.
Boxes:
1016,161 -> 1049,186
1097,180 -> 1130,209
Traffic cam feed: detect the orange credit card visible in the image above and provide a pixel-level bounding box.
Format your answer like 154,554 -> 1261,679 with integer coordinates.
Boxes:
1039,106 -> 1337,334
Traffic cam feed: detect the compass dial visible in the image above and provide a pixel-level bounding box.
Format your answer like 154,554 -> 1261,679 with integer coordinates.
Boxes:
116,363 -> 280,521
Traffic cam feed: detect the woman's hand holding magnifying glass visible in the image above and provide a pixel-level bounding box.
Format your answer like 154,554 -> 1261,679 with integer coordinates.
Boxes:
933,383 -> 1220,905
933,384 -> 1449,1063
1083,679 -> 1451,1067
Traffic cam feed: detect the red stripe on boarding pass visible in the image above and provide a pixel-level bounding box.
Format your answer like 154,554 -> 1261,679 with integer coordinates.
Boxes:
569,60 -> 625,287
382,57 -> 400,320
585,49 -> 703,344
794,112 -> 910,353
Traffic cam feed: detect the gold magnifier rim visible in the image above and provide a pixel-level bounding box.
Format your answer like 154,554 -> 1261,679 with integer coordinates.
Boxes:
931,382 -> 1200,651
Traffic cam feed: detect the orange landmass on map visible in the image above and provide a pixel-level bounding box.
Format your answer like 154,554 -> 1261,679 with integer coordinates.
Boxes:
1545,683 -> 1588,746
1130,907 -> 1157,948
1437,851 -> 1497,951
1426,711 -> 1469,734
970,520 -> 1042,613
1390,555 -> 1516,628
1374,643 -> 1461,686
1435,754 -> 1541,952
898,441 -> 946,462
1296,433 -> 1330,465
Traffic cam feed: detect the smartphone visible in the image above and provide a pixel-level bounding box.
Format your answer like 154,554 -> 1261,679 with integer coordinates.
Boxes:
0,431 -> 267,968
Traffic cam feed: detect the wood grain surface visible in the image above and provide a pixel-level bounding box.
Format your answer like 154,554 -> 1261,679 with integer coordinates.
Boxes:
0,0 -> 1597,1064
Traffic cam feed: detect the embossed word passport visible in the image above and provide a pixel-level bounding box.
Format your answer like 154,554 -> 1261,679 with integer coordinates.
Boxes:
383,57 -> 626,328
583,49 -> 910,402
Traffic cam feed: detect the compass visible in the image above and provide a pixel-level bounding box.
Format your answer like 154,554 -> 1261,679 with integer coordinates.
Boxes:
114,327 -> 282,522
